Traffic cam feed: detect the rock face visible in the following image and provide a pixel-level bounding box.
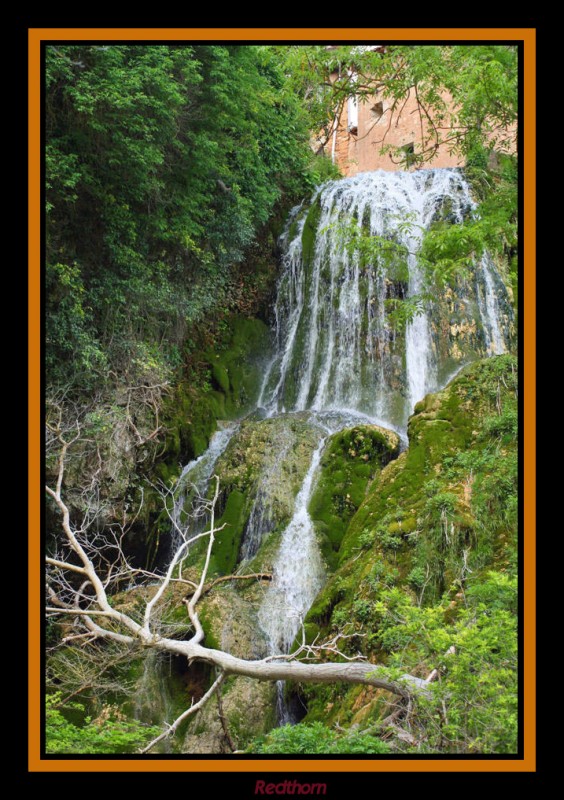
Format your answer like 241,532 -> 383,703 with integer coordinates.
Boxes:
309,425 -> 400,570
185,355 -> 517,746
126,356 -> 517,753
179,419 -> 401,753
179,413 -> 322,752
303,355 -> 518,728
209,414 -> 323,575
181,588 -> 278,754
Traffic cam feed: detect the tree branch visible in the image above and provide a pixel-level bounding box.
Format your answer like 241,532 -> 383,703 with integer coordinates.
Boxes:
46,557 -> 87,575
139,670 -> 226,754
46,443 -> 431,756
183,572 -> 272,598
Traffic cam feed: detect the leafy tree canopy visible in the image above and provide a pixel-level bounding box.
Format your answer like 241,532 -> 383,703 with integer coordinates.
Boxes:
46,44 -> 312,389
274,44 -> 517,166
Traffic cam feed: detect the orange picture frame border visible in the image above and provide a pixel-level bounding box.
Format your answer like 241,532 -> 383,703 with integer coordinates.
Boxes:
28,27 -> 536,774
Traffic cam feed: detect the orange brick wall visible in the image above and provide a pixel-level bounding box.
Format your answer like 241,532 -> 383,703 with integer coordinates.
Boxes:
326,90 -> 463,175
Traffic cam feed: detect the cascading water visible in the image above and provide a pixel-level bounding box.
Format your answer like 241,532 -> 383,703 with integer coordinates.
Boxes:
259,168 -> 513,429
252,169 -> 513,721
171,423 -> 239,544
477,253 -> 508,356
257,439 -> 327,655
257,438 -> 327,723
165,168 -> 514,736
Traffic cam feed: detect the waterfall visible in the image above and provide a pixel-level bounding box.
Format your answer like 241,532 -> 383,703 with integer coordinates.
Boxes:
257,439 -> 326,655
477,254 -> 508,356
259,168 -> 513,429
257,438 -> 327,723
155,168 -> 514,736
171,423 -> 239,544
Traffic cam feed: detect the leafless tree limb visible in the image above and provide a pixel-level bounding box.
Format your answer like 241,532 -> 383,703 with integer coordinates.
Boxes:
46,439 -> 433,753
139,671 -> 226,754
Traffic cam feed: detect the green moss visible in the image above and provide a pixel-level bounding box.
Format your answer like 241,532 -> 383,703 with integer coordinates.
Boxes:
209,490 -> 246,576
288,217 -> 299,242
310,425 -> 400,561
343,358 -> 512,557
211,364 -> 230,395
146,313 -> 274,525
198,605 -> 221,650
153,460 -> 180,485
300,356 -> 518,729
302,198 -> 321,268
205,315 -> 273,419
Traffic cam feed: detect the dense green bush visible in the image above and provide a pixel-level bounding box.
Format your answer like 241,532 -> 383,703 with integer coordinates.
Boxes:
46,692 -> 160,754
46,45 -> 311,389
249,721 -> 390,754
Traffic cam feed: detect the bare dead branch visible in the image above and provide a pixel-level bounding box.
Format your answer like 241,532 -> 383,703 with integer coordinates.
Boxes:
46,441 -> 434,754
46,557 -> 87,575
139,670 -> 226,754
216,682 -> 236,752
183,572 -> 273,598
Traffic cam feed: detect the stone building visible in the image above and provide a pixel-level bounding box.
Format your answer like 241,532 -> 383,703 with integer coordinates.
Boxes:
320,46 -> 513,176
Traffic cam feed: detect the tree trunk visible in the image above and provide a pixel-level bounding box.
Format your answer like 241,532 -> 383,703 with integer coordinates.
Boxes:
154,638 -> 419,698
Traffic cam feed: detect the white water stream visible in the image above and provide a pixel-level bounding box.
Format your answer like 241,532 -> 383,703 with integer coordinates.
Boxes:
168,168 -> 512,725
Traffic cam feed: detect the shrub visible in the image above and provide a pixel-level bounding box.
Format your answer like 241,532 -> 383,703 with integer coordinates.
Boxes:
46,693 -> 160,754
249,721 -> 390,754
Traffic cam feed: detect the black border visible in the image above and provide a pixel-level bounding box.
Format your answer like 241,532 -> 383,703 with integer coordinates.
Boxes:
36,31 -> 528,769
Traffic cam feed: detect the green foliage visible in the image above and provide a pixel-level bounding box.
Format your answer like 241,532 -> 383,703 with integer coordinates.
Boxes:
420,155 -> 517,290
46,692 -> 160,754
46,45 -> 311,390
323,148 -> 516,327
482,408 -> 518,440
249,721 -> 390,754
378,571 -> 518,753
274,45 -> 516,168
302,357 -> 518,751
358,529 -> 376,550
306,152 -> 342,186
327,217 -> 411,279
45,261 -> 107,384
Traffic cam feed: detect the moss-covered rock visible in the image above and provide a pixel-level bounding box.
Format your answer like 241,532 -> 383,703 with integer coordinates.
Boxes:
302,196 -> 321,269
156,314 -> 273,473
309,425 -> 400,568
209,490 -> 246,577
182,584 -> 277,753
209,413 -> 323,574
301,355 -> 518,729
205,315 -> 273,420
338,355 -> 518,567
182,677 -> 277,754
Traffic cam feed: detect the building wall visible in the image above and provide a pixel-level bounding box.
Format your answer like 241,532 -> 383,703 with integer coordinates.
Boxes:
327,89 -> 464,175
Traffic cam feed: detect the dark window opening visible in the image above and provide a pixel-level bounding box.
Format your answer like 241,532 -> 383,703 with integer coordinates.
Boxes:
402,142 -> 416,168
370,101 -> 384,122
